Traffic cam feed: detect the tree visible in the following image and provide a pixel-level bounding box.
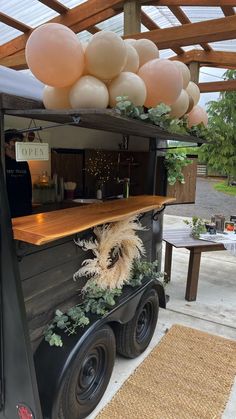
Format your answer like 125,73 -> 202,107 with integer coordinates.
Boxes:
198,70 -> 236,184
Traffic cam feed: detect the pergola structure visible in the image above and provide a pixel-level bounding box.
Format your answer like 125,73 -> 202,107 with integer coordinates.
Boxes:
0,0 -> 236,93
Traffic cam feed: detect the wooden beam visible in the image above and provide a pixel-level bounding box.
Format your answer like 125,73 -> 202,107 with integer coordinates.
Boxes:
199,80 -> 236,92
124,0 -> 141,35
0,51 -> 27,71
221,6 -> 235,15
168,6 -> 212,51
0,11 -> 31,33
123,15 -> 236,49
141,10 -> 184,54
87,26 -> 101,34
141,1 -> 236,6
38,0 -> 69,14
0,0 -> 124,60
189,62 -> 200,83
170,49 -> 236,69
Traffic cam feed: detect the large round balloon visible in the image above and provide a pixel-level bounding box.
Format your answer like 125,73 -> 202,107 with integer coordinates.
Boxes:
134,39 -> 159,67
25,23 -> 84,87
138,59 -> 183,107
122,43 -> 139,73
69,76 -> 109,109
85,31 -> 127,80
170,89 -> 189,118
186,81 -> 200,106
109,72 -> 146,108
43,86 -> 71,109
124,39 -> 137,47
172,61 -> 191,89
187,105 -> 208,127
186,93 -> 194,114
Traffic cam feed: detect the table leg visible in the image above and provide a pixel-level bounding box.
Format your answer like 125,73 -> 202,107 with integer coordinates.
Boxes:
164,242 -> 173,283
185,248 -> 201,301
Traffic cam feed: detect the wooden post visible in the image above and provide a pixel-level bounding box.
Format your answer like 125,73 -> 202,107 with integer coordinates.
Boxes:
189,62 -> 200,84
124,0 -> 141,35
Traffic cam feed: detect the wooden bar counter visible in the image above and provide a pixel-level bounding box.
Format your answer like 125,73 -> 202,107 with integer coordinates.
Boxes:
13,195 -> 175,246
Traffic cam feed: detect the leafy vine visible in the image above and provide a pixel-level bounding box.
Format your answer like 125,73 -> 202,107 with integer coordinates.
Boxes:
164,152 -> 192,185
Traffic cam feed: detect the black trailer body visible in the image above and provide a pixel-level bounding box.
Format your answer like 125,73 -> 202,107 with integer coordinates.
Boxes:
0,93 -> 204,419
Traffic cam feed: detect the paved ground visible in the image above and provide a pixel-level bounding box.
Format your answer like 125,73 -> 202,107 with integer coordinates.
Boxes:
165,177 -> 236,220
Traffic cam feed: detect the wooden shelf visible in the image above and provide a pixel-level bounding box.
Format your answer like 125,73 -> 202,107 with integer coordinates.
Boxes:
12,195 -> 175,246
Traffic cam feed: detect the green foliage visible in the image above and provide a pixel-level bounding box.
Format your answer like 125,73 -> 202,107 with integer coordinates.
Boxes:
165,152 -> 192,185
213,181 -> 236,196
44,259 -> 166,347
115,97 -> 208,141
198,70 -> 236,182
183,216 -> 207,239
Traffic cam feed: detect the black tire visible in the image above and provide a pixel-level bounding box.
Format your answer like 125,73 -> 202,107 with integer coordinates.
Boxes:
115,288 -> 159,358
57,325 -> 116,419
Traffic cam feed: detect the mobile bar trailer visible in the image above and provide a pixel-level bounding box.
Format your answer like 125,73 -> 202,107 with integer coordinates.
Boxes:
0,92 -> 203,419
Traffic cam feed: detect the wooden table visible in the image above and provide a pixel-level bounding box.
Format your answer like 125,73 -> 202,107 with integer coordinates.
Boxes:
163,229 -> 225,301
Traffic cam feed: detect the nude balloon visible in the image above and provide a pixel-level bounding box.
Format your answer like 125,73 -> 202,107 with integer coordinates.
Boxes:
43,86 -> 71,109
170,89 -> 189,118
186,81 -> 200,106
69,76 -> 109,109
85,31 -> 127,80
124,39 -> 137,47
187,105 -> 208,127
186,93 -> 194,114
134,39 -> 159,67
109,72 -> 146,108
172,61 -> 191,89
138,59 -> 183,107
123,44 -> 139,73
25,23 -> 84,87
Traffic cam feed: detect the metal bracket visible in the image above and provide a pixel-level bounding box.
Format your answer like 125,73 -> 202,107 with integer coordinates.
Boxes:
13,116 -> 81,136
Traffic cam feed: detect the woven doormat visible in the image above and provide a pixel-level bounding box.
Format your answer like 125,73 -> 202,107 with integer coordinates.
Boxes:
97,324 -> 236,419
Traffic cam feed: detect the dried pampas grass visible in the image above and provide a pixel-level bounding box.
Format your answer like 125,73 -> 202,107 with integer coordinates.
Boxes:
74,216 -> 146,289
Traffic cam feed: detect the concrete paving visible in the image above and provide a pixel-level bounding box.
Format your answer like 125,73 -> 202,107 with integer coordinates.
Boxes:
88,214 -> 236,419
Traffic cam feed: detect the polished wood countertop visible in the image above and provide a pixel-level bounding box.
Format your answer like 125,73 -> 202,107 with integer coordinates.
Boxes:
12,195 -> 175,246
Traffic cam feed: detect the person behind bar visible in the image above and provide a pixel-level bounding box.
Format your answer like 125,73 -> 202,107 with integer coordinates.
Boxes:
4,129 -> 32,218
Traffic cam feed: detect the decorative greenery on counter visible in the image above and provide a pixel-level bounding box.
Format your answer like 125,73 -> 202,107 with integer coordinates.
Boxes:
165,152 -> 192,186
44,259 -> 165,347
183,216 -> 207,239
115,96 -> 209,141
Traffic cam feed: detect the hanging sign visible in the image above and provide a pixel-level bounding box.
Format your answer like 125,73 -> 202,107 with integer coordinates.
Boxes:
16,142 -> 49,161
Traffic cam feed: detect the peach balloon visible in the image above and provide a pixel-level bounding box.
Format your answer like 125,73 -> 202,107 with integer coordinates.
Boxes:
187,105 -> 208,128
170,89 -> 189,118
186,81 -> 200,106
123,44 -> 139,73
138,59 -> 183,107
43,86 -> 71,109
25,23 -> 84,87
186,94 -> 194,114
69,76 -> 109,109
108,72 -> 146,108
85,31 -> 127,80
134,39 -> 159,67
172,61 -> 191,89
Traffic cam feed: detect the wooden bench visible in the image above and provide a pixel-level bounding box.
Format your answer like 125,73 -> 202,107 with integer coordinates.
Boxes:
163,229 -> 225,301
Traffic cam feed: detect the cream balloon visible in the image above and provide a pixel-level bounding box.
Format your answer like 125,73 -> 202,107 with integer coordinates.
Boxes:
170,89 -> 189,118
138,59 -> 183,107
172,61 -> 191,89
69,76 -> 109,109
43,86 -> 71,109
186,93 -> 194,114
134,39 -> 159,67
187,105 -> 208,128
124,39 -> 137,47
85,31 -> 127,80
82,42 -> 88,75
109,72 -> 146,108
25,23 -> 84,87
186,81 -> 200,106
122,44 -> 139,73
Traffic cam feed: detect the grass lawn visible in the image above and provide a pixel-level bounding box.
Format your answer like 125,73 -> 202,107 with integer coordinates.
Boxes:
214,181 -> 236,196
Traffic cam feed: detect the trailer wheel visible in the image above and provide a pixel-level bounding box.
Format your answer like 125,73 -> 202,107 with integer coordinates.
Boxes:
115,288 -> 159,358
57,325 -> 116,419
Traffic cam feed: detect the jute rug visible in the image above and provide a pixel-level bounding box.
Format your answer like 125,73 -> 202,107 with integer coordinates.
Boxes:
96,324 -> 236,419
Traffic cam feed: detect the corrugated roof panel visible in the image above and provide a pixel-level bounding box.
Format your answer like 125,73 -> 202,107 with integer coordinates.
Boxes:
0,0 -> 58,27
0,22 -> 22,45
181,6 -> 224,22
208,40 -> 236,52
143,6 -> 180,28
58,0 -> 87,8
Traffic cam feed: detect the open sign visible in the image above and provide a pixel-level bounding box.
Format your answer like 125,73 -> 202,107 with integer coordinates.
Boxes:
16,142 -> 49,161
